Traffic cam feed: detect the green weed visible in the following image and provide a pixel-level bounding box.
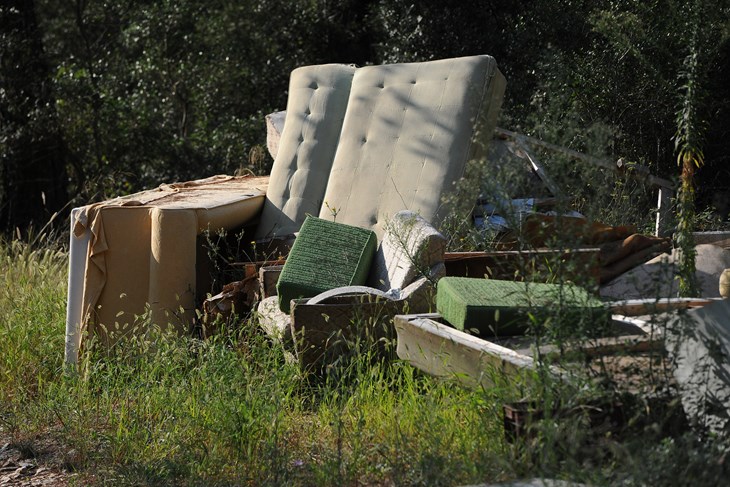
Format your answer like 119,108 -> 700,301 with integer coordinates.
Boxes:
2,235 -> 730,485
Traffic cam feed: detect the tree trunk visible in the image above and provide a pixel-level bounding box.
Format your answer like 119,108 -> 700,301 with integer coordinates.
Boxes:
0,0 -> 69,236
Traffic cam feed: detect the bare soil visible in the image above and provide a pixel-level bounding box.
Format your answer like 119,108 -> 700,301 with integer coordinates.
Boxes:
0,432 -> 79,486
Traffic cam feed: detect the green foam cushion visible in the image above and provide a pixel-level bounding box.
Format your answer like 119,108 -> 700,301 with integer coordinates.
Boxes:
436,277 -> 606,337
277,216 -> 378,313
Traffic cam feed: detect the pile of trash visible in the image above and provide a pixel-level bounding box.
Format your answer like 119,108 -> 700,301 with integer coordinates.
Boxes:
65,55 -> 730,441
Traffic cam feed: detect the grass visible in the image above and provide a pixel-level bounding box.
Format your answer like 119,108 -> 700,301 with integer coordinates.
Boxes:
2,237 -> 730,486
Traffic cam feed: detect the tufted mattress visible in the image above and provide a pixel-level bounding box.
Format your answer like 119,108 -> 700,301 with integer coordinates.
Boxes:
256,55 -> 506,241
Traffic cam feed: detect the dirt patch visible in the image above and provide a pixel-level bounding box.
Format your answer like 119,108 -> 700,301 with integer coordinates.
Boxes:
0,433 -> 79,486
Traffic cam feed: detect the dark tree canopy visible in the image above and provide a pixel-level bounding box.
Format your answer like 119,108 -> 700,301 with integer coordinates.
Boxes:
0,0 -> 68,235
1,0 -> 728,235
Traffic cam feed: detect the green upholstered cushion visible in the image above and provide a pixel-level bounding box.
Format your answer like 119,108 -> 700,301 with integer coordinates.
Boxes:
436,277 -> 606,337
277,216 -> 377,313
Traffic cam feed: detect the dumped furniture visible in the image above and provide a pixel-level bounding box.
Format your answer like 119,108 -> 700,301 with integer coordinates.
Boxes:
394,312 -> 650,390
395,297 -> 719,392
65,175 -> 268,364
255,55 -> 506,242
258,210 -> 447,371
392,278 -> 614,389
394,313 -> 555,390
275,216 -> 378,314
436,277 -> 607,337
65,54 -> 507,363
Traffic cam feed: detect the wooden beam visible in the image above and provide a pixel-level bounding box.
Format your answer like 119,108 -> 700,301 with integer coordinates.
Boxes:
608,297 -> 719,316
495,128 -> 674,190
394,314 -> 565,389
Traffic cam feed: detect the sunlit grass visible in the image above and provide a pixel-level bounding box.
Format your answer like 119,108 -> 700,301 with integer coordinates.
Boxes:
0,239 -> 516,485
2,238 -> 729,486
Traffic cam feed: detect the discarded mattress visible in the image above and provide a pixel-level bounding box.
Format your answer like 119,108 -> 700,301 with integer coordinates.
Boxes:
65,175 -> 268,364
256,64 -> 356,239
276,216 -> 377,313
255,55 -> 507,241
436,277 -> 606,336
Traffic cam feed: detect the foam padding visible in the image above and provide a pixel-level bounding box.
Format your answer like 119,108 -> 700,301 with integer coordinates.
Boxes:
277,216 -> 377,313
436,277 -> 605,337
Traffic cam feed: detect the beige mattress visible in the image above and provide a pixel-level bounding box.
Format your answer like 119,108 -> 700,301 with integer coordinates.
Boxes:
255,64 -> 356,239
321,55 -> 506,238
255,55 -> 506,241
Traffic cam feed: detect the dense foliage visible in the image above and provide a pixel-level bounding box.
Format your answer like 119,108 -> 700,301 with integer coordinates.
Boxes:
1,0 -> 729,234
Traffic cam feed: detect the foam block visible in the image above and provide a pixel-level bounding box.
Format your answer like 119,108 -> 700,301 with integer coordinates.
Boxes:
277,216 -> 377,313
436,277 -> 605,337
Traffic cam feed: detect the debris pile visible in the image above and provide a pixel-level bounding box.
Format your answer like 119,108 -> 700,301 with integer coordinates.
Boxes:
64,54 -> 730,445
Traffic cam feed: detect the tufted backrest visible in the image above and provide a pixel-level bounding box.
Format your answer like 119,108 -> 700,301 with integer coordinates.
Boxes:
256,56 -> 506,242
318,55 -> 506,239
255,64 -> 356,240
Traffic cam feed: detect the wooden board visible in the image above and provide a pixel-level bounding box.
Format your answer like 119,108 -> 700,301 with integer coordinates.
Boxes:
608,297 -> 719,316
444,249 -> 600,286
394,314 -> 563,389
394,313 -> 666,391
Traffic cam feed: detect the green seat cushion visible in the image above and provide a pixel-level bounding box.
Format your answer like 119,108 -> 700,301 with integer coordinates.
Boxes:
277,216 -> 378,313
436,277 -> 606,337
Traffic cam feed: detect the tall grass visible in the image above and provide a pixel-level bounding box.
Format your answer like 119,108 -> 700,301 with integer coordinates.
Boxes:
0,239 -> 67,408
3,237 -> 730,485
0,238 -> 520,485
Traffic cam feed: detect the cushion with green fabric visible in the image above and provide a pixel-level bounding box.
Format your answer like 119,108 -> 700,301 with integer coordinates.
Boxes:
277,216 -> 377,313
436,277 -> 606,337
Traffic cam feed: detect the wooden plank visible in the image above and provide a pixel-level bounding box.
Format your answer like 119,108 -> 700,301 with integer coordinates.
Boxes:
608,297 -> 718,316
395,313 -> 670,393
539,334 -> 663,360
394,314 -> 564,389
693,231 -> 730,249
